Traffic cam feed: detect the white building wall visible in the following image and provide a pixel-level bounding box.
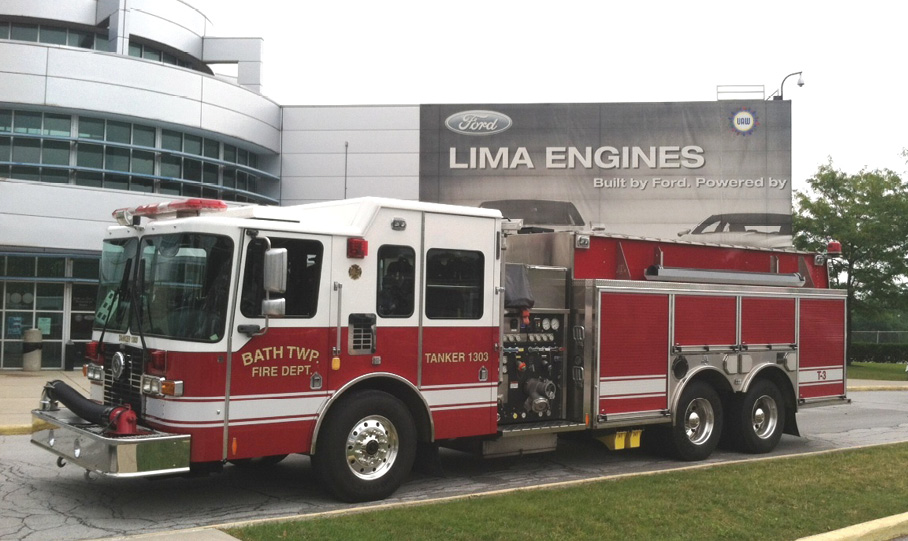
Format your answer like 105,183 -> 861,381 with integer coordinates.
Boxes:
0,41 -> 281,154
0,179 -> 184,252
1,0 -> 100,27
280,106 -> 421,205
117,0 -> 210,58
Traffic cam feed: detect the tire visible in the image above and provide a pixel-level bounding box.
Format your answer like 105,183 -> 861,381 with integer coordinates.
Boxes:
671,380 -> 723,461
229,454 -> 288,468
734,379 -> 785,454
312,390 -> 416,502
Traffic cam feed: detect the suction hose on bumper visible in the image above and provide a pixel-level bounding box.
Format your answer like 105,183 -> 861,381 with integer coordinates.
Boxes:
44,380 -> 138,435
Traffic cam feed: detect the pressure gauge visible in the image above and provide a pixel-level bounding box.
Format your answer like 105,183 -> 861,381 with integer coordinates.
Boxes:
541,318 -> 551,331
550,318 -> 560,331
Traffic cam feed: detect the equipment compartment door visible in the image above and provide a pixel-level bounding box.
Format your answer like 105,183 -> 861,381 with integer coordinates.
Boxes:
598,291 -> 670,417
798,298 -> 847,400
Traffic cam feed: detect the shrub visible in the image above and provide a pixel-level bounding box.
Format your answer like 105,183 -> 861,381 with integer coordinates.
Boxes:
849,343 -> 908,364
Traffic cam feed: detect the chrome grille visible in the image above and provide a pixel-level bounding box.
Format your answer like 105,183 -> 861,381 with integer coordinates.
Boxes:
102,348 -> 144,415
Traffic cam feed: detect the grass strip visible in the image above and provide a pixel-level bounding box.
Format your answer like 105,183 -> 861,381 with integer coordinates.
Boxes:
849,362 -> 908,381
227,442 -> 908,541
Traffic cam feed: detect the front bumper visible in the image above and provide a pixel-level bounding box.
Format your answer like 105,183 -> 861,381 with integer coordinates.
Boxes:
31,408 -> 190,478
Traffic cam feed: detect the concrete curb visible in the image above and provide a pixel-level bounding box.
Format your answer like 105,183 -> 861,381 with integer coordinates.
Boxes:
1,424 -> 35,436
0,419 -> 54,436
798,510 -> 908,541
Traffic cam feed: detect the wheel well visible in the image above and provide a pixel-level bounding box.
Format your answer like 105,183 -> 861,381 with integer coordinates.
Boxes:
674,368 -> 734,425
747,366 -> 799,437
313,376 -> 433,454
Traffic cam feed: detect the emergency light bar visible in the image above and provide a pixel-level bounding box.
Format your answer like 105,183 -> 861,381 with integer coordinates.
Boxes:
113,198 -> 228,225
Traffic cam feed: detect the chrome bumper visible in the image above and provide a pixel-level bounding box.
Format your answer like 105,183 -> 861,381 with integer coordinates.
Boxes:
31,408 -> 190,478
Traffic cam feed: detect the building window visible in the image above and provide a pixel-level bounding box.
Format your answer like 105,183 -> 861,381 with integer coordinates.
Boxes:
9,23 -> 38,42
0,109 -> 276,204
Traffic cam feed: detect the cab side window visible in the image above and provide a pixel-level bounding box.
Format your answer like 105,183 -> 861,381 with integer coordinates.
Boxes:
425,248 -> 484,319
241,238 -> 323,318
377,245 -> 415,318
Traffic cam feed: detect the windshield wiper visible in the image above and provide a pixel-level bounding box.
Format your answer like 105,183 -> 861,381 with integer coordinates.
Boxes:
97,258 -> 132,346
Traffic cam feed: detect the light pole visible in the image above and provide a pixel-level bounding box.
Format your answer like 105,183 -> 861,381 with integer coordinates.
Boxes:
772,71 -> 804,100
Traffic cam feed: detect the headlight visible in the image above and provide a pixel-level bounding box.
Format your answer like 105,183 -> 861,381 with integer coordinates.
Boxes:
142,375 -> 162,395
141,375 -> 183,397
86,363 -> 104,382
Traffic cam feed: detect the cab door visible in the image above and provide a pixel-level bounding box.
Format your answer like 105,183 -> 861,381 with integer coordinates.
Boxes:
225,231 -> 333,461
420,212 -> 501,439
325,208 -> 424,392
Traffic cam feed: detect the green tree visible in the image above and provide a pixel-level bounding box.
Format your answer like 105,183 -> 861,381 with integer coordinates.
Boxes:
793,162 -> 908,352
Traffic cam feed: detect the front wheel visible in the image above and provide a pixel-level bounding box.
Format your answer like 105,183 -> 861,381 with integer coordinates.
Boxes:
733,379 -> 785,453
312,390 -> 416,502
671,380 -> 723,461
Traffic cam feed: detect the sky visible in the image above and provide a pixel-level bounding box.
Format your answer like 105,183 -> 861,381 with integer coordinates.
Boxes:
191,1 -> 906,193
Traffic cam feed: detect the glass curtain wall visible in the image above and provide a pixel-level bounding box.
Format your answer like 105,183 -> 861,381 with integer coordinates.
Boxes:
0,109 -> 276,204
0,255 -> 99,369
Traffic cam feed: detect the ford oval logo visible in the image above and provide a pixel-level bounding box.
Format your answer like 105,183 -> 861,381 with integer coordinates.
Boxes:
444,110 -> 512,136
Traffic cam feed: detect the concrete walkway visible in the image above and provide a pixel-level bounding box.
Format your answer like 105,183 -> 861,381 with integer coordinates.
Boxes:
0,369 -> 90,435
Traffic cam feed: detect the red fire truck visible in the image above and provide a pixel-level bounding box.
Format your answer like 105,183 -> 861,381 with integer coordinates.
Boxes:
32,197 -> 847,502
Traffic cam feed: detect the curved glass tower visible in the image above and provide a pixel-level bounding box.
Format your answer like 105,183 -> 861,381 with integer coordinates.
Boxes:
0,0 -> 281,368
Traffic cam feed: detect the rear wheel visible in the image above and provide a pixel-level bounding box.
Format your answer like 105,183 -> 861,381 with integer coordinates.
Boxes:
312,390 -> 416,502
734,379 -> 785,453
671,380 -> 723,461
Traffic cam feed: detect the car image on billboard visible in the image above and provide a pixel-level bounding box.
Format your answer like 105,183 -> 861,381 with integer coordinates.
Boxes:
677,213 -> 793,249
479,199 -> 586,231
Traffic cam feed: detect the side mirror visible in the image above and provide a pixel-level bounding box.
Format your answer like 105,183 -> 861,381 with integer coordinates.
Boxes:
263,248 -> 287,294
262,298 -> 286,317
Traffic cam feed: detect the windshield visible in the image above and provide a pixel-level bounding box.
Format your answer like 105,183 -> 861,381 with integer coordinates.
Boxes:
94,238 -> 138,333
94,233 -> 234,342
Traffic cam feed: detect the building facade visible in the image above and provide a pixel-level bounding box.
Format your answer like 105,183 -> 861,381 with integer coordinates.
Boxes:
0,1 -> 790,370
0,0 -> 282,368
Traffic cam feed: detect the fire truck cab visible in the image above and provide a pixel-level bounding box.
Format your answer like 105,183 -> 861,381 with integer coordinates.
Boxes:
32,197 -> 847,502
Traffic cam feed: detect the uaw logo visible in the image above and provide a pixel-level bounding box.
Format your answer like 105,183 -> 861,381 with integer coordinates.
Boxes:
729,107 -> 759,136
445,110 -> 512,136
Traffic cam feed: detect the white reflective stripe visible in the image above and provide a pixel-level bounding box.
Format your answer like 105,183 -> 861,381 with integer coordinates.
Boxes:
421,384 -> 496,407
431,402 -> 497,412
145,394 -> 329,424
421,383 -> 494,390
144,417 -> 222,429
168,391 -> 332,401
799,367 -> 844,385
599,376 -> 667,397
145,416 -> 318,430
229,396 -> 330,421
600,393 -> 665,400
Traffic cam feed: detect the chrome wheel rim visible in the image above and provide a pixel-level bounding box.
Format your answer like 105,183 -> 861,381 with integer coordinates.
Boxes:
345,415 -> 399,480
684,397 -> 715,445
751,395 -> 779,440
